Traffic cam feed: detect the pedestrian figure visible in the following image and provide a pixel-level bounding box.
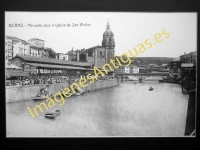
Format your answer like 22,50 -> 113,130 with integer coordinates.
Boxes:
40,85 -> 49,96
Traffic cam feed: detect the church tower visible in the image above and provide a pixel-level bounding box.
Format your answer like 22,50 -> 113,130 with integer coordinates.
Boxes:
102,21 -> 115,63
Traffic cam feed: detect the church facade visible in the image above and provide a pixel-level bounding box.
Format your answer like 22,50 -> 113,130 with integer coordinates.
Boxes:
67,22 -> 115,68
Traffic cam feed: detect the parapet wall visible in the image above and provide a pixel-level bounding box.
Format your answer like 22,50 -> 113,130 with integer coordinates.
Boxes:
6,79 -> 120,103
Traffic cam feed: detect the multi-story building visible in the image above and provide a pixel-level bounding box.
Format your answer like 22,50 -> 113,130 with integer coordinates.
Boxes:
13,41 -> 26,56
56,53 -> 68,60
168,58 -> 181,78
30,46 -> 40,57
5,36 -> 27,60
67,49 -> 77,61
5,37 -> 13,60
27,38 -> 49,58
30,46 -> 49,58
24,43 -> 31,56
180,51 -> 196,81
180,51 -> 197,64
160,64 -> 169,69
6,36 -> 49,59
115,64 -> 140,74
27,38 -> 45,48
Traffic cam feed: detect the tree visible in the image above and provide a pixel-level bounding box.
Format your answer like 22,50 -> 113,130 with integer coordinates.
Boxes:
45,48 -> 56,59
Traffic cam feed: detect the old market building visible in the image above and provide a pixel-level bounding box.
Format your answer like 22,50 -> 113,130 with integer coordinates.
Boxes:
12,55 -> 93,81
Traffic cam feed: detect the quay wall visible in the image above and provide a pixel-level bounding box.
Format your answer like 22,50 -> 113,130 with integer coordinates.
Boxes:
144,76 -> 163,81
6,79 -> 120,103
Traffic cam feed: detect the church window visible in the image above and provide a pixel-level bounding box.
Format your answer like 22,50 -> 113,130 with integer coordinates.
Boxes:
100,52 -> 103,57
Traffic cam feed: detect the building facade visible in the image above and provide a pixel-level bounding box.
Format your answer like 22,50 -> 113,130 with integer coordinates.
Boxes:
56,53 -> 68,60
5,36 -> 27,60
27,38 -> 45,48
180,51 -> 197,64
6,36 -> 49,60
168,58 -> 181,78
27,38 -> 49,58
5,37 -> 13,60
115,64 -> 140,74
180,51 -> 196,81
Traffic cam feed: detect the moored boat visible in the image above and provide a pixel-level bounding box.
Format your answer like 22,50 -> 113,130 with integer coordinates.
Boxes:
33,94 -> 46,101
45,110 -> 61,116
45,113 -> 56,119
54,110 -> 61,115
149,87 -> 153,91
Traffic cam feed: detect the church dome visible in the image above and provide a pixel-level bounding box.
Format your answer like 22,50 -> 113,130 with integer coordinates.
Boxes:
103,22 -> 114,36
103,29 -> 114,36
102,22 -> 115,47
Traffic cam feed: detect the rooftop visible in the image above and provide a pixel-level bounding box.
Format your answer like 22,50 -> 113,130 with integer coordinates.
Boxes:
27,38 -> 44,41
13,55 -> 92,67
161,64 -> 168,67
6,35 -> 27,44
30,45 -> 45,51
86,45 -> 104,51
150,64 -> 161,68
129,57 -> 172,65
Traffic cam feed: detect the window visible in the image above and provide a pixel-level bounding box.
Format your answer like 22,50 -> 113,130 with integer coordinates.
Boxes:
100,52 -> 103,57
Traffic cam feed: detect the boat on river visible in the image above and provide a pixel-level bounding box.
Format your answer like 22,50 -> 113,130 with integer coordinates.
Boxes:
54,110 -> 61,115
45,110 -> 61,119
33,94 -> 46,101
75,90 -> 84,96
149,87 -> 153,91
45,113 -> 56,119
74,89 -> 84,96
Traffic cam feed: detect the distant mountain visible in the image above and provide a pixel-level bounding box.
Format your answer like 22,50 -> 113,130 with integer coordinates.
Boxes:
130,57 -> 173,65
117,56 -> 173,65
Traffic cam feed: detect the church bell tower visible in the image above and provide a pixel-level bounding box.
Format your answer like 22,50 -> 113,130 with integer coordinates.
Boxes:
102,21 -> 115,63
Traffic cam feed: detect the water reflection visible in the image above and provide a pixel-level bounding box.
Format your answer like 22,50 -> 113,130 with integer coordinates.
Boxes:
6,81 -> 189,137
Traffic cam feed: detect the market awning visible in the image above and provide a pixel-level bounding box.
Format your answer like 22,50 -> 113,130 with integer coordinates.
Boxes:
6,71 -> 29,77
181,63 -> 195,68
26,63 -> 92,70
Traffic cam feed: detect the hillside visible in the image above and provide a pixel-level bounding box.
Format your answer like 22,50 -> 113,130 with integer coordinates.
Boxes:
117,56 -> 173,65
130,57 -> 173,65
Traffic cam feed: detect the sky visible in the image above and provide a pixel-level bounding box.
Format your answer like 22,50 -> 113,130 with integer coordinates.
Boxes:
5,12 -> 197,57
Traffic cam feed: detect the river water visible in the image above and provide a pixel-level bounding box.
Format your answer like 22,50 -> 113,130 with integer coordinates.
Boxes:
6,81 -> 189,137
